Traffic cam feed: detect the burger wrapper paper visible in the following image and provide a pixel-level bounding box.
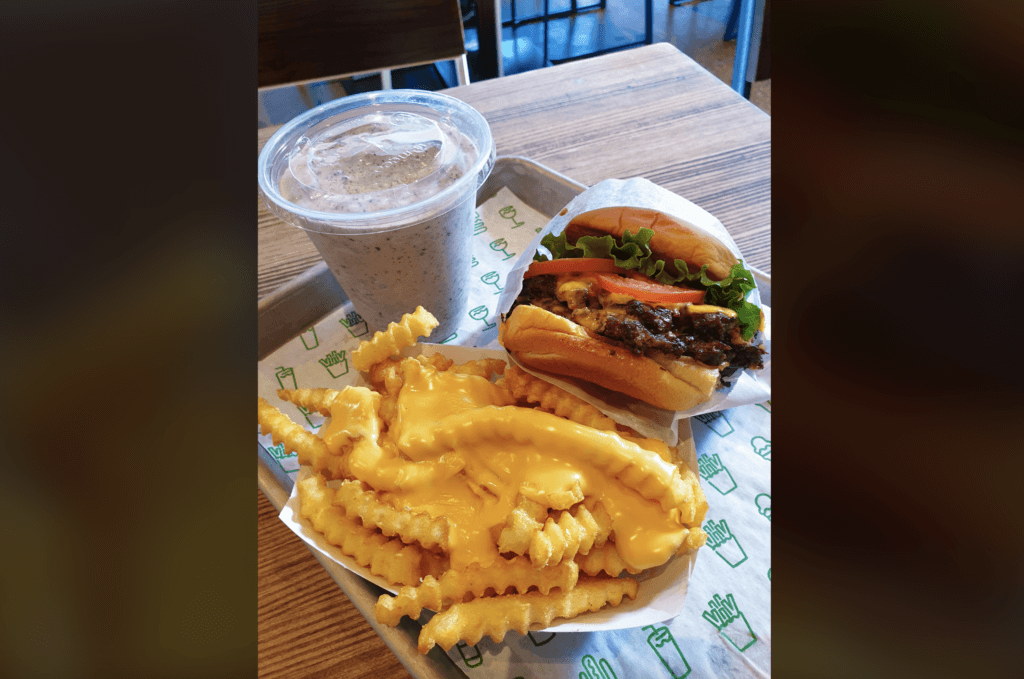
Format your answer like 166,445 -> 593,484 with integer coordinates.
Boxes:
494,178 -> 772,446
259,186 -> 770,676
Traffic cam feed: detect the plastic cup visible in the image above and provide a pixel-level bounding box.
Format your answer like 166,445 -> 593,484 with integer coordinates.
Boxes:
258,90 -> 496,340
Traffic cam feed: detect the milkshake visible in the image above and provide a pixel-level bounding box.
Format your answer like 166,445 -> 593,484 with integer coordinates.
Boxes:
258,91 -> 495,339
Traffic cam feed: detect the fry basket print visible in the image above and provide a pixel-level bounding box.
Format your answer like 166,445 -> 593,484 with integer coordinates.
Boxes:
702,593 -> 757,652
697,453 -> 737,495
339,310 -> 369,337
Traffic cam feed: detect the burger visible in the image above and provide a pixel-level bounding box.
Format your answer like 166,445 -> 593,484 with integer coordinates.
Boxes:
499,206 -> 766,411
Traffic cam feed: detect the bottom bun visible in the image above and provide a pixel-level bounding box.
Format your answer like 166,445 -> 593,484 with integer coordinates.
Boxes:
501,305 -> 718,411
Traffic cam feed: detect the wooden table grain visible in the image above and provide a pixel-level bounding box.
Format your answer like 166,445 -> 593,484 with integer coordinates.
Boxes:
258,42 -> 770,679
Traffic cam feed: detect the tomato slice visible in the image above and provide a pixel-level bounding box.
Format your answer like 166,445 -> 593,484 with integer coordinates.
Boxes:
594,273 -> 705,303
524,258 -> 623,278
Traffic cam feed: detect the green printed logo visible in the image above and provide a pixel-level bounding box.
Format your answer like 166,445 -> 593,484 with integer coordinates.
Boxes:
471,255 -> 479,267
297,405 -> 322,431
580,654 -> 618,679
702,593 -> 757,652
456,640 -> 482,668
299,326 -> 319,350
755,493 -> 771,521
704,519 -> 748,568
266,442 -> 294,461
319,350 -> 350,379
499,205 -> 526,228
697,454 -> 737,495
275,366 -> 297,391
768,567 -> 771,581
528,631 -> 555,646
751,436 -> 770,461
439,332 -> 458,344
642,625 -> 690,678
757,400 -> 771,413
481,271 -> 504,294
339,311 -> 369,337
694,411 -> 734,437
473,211 -> 486,236
490,237 -> 516,261
469,305 -> 496,331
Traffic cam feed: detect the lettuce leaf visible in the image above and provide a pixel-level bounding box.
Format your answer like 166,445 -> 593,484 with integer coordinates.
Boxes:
536,228 -> 762,340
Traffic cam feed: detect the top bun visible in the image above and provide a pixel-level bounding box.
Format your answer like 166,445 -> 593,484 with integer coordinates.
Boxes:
564,207 -> 738,281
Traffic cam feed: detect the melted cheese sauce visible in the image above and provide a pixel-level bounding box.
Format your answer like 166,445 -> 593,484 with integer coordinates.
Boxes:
331,360 -> 691,572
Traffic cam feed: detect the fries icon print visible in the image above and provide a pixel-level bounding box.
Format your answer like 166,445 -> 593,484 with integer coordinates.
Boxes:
339,311 -> 369,337
702,593 -> 757,652
318,350 -> 350,379
697,454 -> 737,495
455,640 -> 482,668
580,654 -> 618,679
642,625 -> 691,678
694,411 -> 734,437
704,519 -> 747,568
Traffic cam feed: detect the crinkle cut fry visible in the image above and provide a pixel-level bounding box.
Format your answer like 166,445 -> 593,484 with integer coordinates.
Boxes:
448,358 -> 507,380
375,556 -> 579,627
333,479 -> 449,552
258,398 -> 348,479
504,365 -> 617,431
277,387 -> 345,416
352,307 -> 439,372
574,542 -> 643,577
297,474 -> 425,587
497,497 -> 547,555
418,576 -> 639,653
529,502 -> 613,568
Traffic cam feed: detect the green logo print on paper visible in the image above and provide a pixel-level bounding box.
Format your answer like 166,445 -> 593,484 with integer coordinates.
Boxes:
702,593 -> 757,652
697,454 -> 737,495
319,350 -> 350,379
299,326 -> 319,350
704,519 -> 748,568
275,366 -> 297,391
266,442 -> 295,461
473,211 -> 486,236
755,493 -> 771,522
694,411 -> 734,437
499,205 -> 526,228
757,400 -> 771,413
297,405 -> 322,431
642,625 -> 691,678
580,654 -> 618,679
751,436 -> 771,461
471,256 -> 479,267
527,631 -> 555,646
490,237 -> 516,261
481,271 -> 504,294
439,332 -> 458,344
456,640 -> 482,668
469,305 -> 496,331
339,311 -> 369,337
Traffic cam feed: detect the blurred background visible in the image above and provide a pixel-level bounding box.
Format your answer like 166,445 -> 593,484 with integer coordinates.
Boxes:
258,0 -> 770,128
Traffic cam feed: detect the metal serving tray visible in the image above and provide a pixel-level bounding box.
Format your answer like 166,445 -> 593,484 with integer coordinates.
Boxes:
257,156 -> 771,679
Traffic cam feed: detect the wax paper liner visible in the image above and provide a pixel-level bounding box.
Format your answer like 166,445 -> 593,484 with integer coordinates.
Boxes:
494,178 -> 771,445
277,341 -> 703,632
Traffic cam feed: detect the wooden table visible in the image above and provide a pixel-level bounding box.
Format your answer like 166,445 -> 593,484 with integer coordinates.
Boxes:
258,42 -> 770,679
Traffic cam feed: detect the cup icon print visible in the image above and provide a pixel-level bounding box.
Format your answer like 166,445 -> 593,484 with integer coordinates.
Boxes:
318,350 -> 350,379
339,311 -> 369,337
481,271 -> 504,294
499,205 -> 525,228
580,654 -> 618,679
704,519 -> 748,568
697,454 -> 737,495
275,366 -> 297,391
456,640 -> 482,668
642,625 -> 691,678
299,326 -> 319,350
751,436 -> 770,461
702,593 -> 757,652
489,237 -> 515,261
469,305 -> 496,330
755,493 -> 771,521
694,411 -> 734,437
527,630 -> 555,646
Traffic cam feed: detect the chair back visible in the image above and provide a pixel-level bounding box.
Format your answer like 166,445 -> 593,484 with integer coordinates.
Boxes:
258,0 -> 466,88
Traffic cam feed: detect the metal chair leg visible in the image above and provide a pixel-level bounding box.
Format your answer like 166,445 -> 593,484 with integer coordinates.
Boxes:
454,55 -> 470,86
731,0 -> 756,97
